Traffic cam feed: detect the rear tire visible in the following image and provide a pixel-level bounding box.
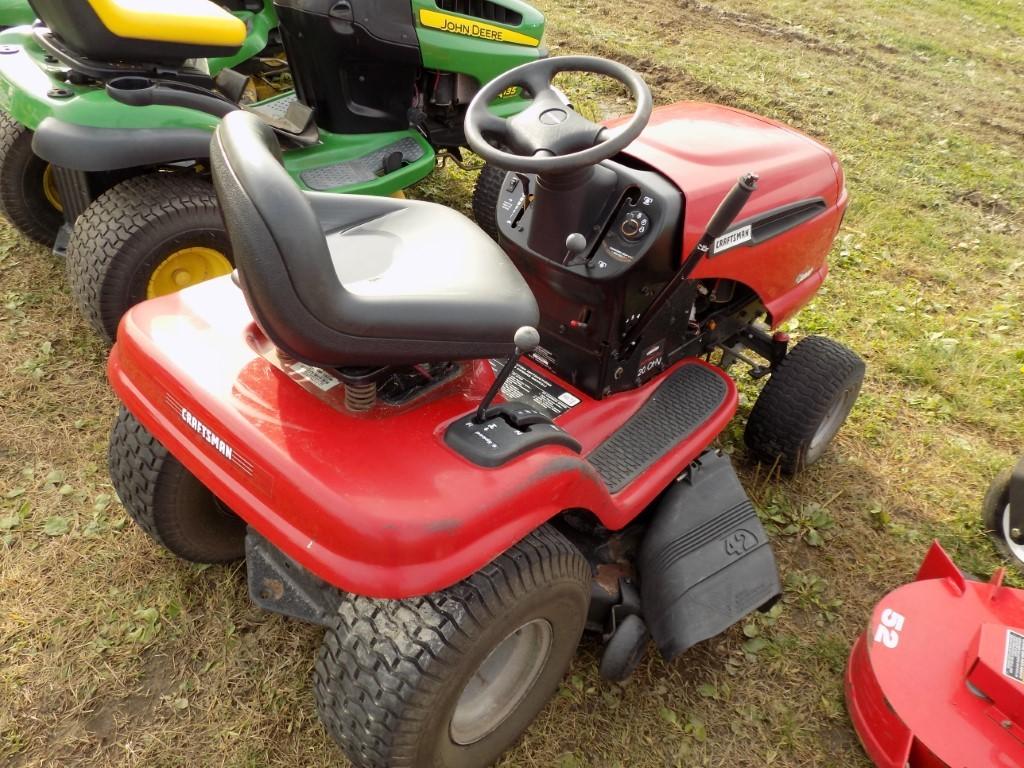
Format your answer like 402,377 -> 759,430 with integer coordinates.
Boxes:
109,406 -> 245,563
982,468 -> 1021,565
744,335 -> 865,473
0,113 -> 64,246
66,173 -> 232,342
471,163 -> 507,242
313,524 -> 591,768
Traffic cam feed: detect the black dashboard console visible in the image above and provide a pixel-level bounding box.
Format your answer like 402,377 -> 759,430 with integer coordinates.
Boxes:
494,160 -> 684,399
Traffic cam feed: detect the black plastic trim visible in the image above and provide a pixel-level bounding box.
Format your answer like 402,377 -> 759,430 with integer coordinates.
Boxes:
31,117 -> 214,170
709,197 -> 827,258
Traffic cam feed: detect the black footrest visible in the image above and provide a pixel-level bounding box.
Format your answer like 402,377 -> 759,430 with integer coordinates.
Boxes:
587,363 -> 729,492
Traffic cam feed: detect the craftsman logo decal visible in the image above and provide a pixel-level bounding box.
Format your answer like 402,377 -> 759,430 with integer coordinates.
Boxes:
418,9 -> 540,47
180,407 -> 233,461
1005,630 -> 1024,682
712,224 -> 752,255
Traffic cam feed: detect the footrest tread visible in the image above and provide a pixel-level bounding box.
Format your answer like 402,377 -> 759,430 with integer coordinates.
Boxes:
588,363 -> 728,492
299,137 -> 426,191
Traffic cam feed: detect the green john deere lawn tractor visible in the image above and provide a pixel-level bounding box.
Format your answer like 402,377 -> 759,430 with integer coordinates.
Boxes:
0,0 -> 283,246
0,0 -> 546,341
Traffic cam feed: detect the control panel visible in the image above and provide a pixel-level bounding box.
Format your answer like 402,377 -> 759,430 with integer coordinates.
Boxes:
494,162 -> 680,283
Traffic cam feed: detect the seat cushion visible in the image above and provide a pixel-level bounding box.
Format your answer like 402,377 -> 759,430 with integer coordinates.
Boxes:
211,110 -> 539,369
323,204 -> 539,343
29,0 -> 246,62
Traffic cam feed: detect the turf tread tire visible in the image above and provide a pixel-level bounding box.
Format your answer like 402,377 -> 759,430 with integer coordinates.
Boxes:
0,113 -> 63,246
313,524 -> 590,768
471,163 -> 506,242
65,173 -> 229,342
108,406 -> 245,563
982,467 -> 1015,561
744,335 -> 865,473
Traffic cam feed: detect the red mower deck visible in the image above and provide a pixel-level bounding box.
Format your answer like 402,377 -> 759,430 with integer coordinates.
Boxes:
846,542 -> 1024,768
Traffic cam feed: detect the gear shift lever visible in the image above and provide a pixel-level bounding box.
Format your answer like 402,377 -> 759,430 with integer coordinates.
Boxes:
475,326 -> 540,423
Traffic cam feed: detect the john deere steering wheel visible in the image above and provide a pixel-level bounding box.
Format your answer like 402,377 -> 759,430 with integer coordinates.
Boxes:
465,56 -> 653,175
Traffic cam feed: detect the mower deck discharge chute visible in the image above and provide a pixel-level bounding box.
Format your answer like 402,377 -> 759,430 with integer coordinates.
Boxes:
108,55 -> 863,767
846,542 -> 1024,768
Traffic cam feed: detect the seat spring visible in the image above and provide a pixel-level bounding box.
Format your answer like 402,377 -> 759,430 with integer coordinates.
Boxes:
344,382 -> 377,413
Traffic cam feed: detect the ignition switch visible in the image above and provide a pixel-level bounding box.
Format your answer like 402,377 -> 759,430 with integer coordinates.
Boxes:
620,210 -> 650,240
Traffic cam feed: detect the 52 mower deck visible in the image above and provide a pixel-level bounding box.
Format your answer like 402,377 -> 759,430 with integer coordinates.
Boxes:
847,543 -> 1024,768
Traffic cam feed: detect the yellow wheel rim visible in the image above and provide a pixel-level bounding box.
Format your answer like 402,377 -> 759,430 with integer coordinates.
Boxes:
42,164 -> 63,213
146,246 -> 232,300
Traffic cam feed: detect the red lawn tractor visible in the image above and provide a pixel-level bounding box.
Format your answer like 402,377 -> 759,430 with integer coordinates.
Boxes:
107,56 -> 863,767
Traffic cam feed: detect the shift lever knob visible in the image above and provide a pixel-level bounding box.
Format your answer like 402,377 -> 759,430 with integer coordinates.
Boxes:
475,326 -> 541,423
514,326 -> 540,354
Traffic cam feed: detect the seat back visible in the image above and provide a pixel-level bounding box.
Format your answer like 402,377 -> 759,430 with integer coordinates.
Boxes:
210,111 -> 343,362
29,0 -> 245,63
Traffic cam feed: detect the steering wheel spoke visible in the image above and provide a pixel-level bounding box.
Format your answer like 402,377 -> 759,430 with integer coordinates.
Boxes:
464,56 -> 653,175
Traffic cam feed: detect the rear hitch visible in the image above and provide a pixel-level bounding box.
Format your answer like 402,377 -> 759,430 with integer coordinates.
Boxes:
245,529 -> 340,626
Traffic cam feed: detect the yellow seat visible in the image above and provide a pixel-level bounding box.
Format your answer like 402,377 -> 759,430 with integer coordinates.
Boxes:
85,0 -> 246,49
29,0 -> 247,63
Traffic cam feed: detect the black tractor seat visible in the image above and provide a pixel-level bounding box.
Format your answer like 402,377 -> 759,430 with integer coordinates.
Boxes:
210,111 -> 540,368
28,0 -> 246,63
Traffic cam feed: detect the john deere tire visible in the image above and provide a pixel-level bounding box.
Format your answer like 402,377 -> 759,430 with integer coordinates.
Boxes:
66,173 -> 232,342
744,335 -> 865,473
0,113 -> 64,246
314,524 -> 591,768
109,406 -> 246,563
471,163 -> 507,242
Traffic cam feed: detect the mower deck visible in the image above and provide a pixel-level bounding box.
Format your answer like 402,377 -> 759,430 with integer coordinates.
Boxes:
846,542 -> 1024,768
109,277 -> 737,599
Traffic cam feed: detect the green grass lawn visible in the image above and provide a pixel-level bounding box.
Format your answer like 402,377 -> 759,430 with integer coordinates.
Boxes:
2,1 -> 1022,766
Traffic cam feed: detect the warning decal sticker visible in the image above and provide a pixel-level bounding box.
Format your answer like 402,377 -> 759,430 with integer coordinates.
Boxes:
490,360 -> 581,420
1005,630 -> 1024,682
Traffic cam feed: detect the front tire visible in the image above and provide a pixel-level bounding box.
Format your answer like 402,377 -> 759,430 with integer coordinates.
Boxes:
66,173 -> 233,342
471,163 -> 507,242
0,113 -> 64,246
982,467 -> 1021,565
314,524 -> 591,768
109,406 -> 246,563
744,335 -> 865,473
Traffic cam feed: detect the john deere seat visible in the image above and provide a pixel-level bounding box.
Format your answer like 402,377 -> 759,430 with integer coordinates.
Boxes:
28,0 -> 247,62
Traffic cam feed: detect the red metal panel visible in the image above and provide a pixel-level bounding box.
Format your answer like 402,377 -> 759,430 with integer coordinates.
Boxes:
846,544 -> 1024,768
621,102 -> 846,327
110,277 -> 738,599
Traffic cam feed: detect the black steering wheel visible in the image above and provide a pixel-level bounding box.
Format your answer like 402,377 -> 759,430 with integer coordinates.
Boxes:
465,56 -> 653,175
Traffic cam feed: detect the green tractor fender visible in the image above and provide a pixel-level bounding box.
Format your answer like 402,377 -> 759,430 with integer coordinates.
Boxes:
0,0 -> 34,29
32,117 -> 217,171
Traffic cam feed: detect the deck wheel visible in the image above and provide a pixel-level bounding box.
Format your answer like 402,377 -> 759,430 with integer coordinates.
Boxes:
982,467 -> 1022,566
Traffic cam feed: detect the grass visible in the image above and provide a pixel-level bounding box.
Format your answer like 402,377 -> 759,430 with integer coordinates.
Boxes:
2,0 -> 1023,765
